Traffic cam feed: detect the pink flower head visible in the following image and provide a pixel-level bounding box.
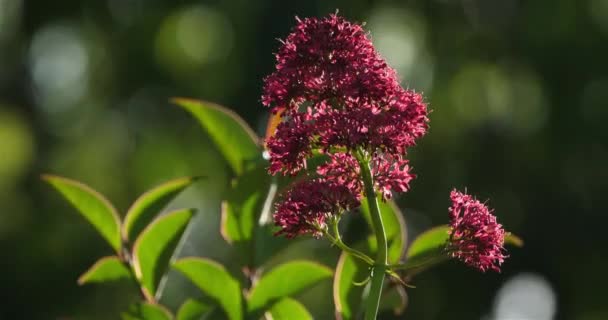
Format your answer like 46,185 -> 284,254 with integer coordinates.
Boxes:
273,179 -> 360,238
263,14 -> 429,177
262,14 -> 401,113
372,154 -> 414,200
266,112 -> 315,175
447,190 -> 507,272
317,152 -> 415,201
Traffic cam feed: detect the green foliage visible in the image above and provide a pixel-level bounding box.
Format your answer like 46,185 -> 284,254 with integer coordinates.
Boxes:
44,97 -> 526,320
171,98 -> 262,175
133,209 -> 195,299
176,299 -> 213,320
44,174 -> 198,317
247,260 -> 332,316
78,256 -> 133,285
172,258 -> 243,320
42,174 -> 122,252
124,177 -> 199,243
221,163 -> 271,262
121,303 -> 173,320
267,298 -> 313,320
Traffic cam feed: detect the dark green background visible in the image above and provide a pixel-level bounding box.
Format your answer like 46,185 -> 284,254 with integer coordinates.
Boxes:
1,0 -> 606,319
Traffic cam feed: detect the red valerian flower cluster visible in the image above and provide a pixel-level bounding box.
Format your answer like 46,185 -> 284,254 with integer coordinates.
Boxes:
266,14 -> 428,238
274,180 -> 359,238
447,190 -> 507,272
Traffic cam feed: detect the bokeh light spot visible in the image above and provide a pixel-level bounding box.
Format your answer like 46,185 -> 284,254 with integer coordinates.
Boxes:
28,23 -> 90,113
155,5 -> 234,76
491,272 -> 557,320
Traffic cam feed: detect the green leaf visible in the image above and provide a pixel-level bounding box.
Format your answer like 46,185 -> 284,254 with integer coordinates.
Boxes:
123,177 -> 199,243
221,164 -> 271,246
42,174 -> 121,252
333,251 -> 369,320
132,209 -> 195,299
176,299 -> 213,320
172,98 -> 261,175
406,225 -> 450,261
121,302 -> 173,320
247,260 -> 332,316
267,298 -> 313,320
173,258 -> 243,320
360,197 -> 407,263
77,256 -> 133,285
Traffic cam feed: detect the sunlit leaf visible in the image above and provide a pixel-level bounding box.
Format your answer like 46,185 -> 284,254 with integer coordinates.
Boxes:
333,250 -> 369,320
247,260 -> 332,316
406,225 -> 450,261
266,297 -> 312,320
360,197 -> 407,263
176,299 -> 213,320
123,176 -> 199,243
77,256 -> 133,285
171,98 -> 261,175
173,257 -> 242,320
42,174 -> 121,252
221,164 -> 271,248
121,302 -> 173,320
132,209 -> 195,299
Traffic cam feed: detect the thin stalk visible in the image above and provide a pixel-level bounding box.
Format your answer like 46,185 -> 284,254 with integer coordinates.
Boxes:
323,223 -> 374,265
356,150 -> 388,320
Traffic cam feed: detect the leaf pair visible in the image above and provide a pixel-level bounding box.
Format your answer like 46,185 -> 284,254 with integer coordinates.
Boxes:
43,175 -> 198,301
173,258 -> 332,320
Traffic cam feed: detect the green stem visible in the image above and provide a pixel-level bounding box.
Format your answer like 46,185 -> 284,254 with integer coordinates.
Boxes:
388,255 -> 448,274
356,150 -> 388,320
324,223 -> 374,265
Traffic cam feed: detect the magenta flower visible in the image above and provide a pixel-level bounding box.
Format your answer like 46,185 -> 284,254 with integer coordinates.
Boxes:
318,152 -> 415,201
266,13 -> 427,238
447,190 -> 507,272
263,14 -> 429,178
273,179 -> 360,238
262,14 -> 401,113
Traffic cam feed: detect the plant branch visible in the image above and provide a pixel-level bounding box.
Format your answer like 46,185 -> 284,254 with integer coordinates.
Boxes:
356,149 -> 388,320
323,221 -> 374,265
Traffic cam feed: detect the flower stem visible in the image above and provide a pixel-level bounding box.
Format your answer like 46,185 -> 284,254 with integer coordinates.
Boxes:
324,222 -> 374,265
356,150 -> 388,320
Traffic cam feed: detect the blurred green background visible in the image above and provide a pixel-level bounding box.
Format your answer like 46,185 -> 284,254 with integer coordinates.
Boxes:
1,0 -> 607,319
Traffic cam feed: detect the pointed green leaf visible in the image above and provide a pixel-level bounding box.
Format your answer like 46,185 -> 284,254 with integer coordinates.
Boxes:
121,302 -> 173,320
360,197 -> 407,263
123,177 -> 199,243
78,256 -> 133,285
333,251 -> 369,320
248,260 -> 332,316
172,98 -> 261,175
221,164 -> 271,245
176,299 -> 213,320
406,225 -> 450,261
267,298 -> 312,320
42,174 -> 121,252
133,209 -> 195,298
173,258 -> 242,320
